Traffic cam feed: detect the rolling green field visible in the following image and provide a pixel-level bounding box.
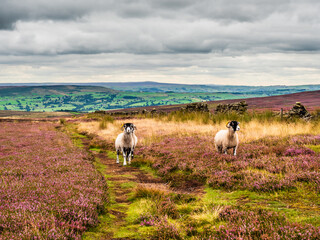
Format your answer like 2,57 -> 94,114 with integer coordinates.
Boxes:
93,81 -> 320,94
0,85 -> 264,112
1,83 -> 319,112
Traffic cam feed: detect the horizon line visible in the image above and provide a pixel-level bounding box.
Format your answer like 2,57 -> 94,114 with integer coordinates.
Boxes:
0,81 -> 320,87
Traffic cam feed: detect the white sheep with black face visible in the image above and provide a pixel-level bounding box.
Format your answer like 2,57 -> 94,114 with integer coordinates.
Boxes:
115,123 -> 138,166
214,121 -> 240,156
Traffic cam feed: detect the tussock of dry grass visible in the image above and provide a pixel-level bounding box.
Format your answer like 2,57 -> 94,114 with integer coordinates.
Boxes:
77,118 -> 320,146
78,119 -> 222,145
133,183 -> 172,200
190,205 -> 224,225
239,120 -> 320,143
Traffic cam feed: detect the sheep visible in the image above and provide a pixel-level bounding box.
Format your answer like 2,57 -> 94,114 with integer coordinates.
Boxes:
115,123 -> 137,166
214,121 -> 240,156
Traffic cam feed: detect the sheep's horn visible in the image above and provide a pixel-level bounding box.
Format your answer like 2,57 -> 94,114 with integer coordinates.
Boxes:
226,121 -> 230,128
133,125 -> 137,130
121,124 -> 125,130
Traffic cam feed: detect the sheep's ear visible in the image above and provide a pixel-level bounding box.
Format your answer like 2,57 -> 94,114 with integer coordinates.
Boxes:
237,121 -> 240,125
226,121 -> 231,128
133,125 -> 137,130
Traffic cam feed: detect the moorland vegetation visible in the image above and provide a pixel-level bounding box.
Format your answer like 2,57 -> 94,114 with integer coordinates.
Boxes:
0,122 -> 107,239
74,106 -> 320,239
1,100 -> 320,239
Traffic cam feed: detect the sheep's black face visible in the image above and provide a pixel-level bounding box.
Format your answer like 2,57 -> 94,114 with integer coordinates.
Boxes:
122,123 -> 136,133
228,121 -> 240,131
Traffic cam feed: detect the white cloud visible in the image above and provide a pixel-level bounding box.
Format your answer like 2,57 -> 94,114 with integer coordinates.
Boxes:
0,0 -> 319,85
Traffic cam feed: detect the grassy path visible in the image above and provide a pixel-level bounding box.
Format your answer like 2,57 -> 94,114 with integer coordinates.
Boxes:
77,134 -> 168,239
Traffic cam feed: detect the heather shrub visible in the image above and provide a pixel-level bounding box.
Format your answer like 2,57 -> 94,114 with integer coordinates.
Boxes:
284,146 -> 315,156
157,197 -> 180,219
139,213 -> 157,226
137,134 -> 320,193
0,122 -> 107,239
152,216 -> 182,240
213,207 -> 320,240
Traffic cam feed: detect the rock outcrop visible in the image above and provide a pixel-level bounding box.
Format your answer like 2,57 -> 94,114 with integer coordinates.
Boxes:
215,101 -> 248,114
181,102 -> 209,112
288,102 -> 312,120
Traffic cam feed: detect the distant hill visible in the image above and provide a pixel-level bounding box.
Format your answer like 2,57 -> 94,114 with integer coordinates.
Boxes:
0,84 -> 319,112
209,90 -> 320,111
79,81 -> 320,95
0,84 -> 273,112
0,85 -> 119,112
108,90 -> 320,113
0,85 -> 118,97
1,81 -> 320,94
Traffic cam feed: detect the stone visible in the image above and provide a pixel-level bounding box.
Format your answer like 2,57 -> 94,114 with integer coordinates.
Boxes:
215,101 -> 248,114
288,102 -> 312,120
181,102 -> 209,112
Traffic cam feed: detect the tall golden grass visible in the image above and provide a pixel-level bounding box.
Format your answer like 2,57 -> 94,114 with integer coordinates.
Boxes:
77,117 -> 320,146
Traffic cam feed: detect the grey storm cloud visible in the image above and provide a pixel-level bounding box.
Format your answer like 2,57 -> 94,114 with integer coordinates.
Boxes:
0,0 -> 319,55
0,0 -> 320,85
0,0 -> 310,26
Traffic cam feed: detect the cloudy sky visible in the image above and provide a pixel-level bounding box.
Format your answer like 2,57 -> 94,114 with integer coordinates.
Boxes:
0,0 -> 320,85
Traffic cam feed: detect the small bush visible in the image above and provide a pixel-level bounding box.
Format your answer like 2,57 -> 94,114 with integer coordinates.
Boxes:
139,213 -> 157,226
99,115 -> 114,129
59,118 -> 66,125
152,217 -> 182,240
157,197 -> 179,219
133,184 -> 171,200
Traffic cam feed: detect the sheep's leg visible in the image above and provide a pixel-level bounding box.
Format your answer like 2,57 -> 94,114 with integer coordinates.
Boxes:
116,149 -> 120,164
131,147 -> 135,159
128,149 -> 132,165
215,144 -> 219,152
233,146 -> 237,156
222,147 -> 228,154
123,148 -> 127,166
215,144 -> 222,153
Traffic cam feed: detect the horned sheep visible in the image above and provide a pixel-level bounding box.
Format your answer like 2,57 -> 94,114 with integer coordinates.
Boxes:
115,123 -> 138,166
214,121 -> 240,156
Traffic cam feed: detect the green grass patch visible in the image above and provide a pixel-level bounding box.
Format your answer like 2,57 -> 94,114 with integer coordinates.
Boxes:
120,182 -> 137,189
307,144 -> 320,153
112,225 -> 142,239
90,147 -> 102,153
126,198 -> 155,224
204,184 -> 320,226
134,163 -> 159,179
203,187 -> 237,207
93,157 -> 107,178
106,150 -> 117,159
82,212 -> 114,239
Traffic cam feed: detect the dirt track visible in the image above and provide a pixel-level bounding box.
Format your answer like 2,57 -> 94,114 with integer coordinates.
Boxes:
81,136 -> 165,239
80,134 -> 204,239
